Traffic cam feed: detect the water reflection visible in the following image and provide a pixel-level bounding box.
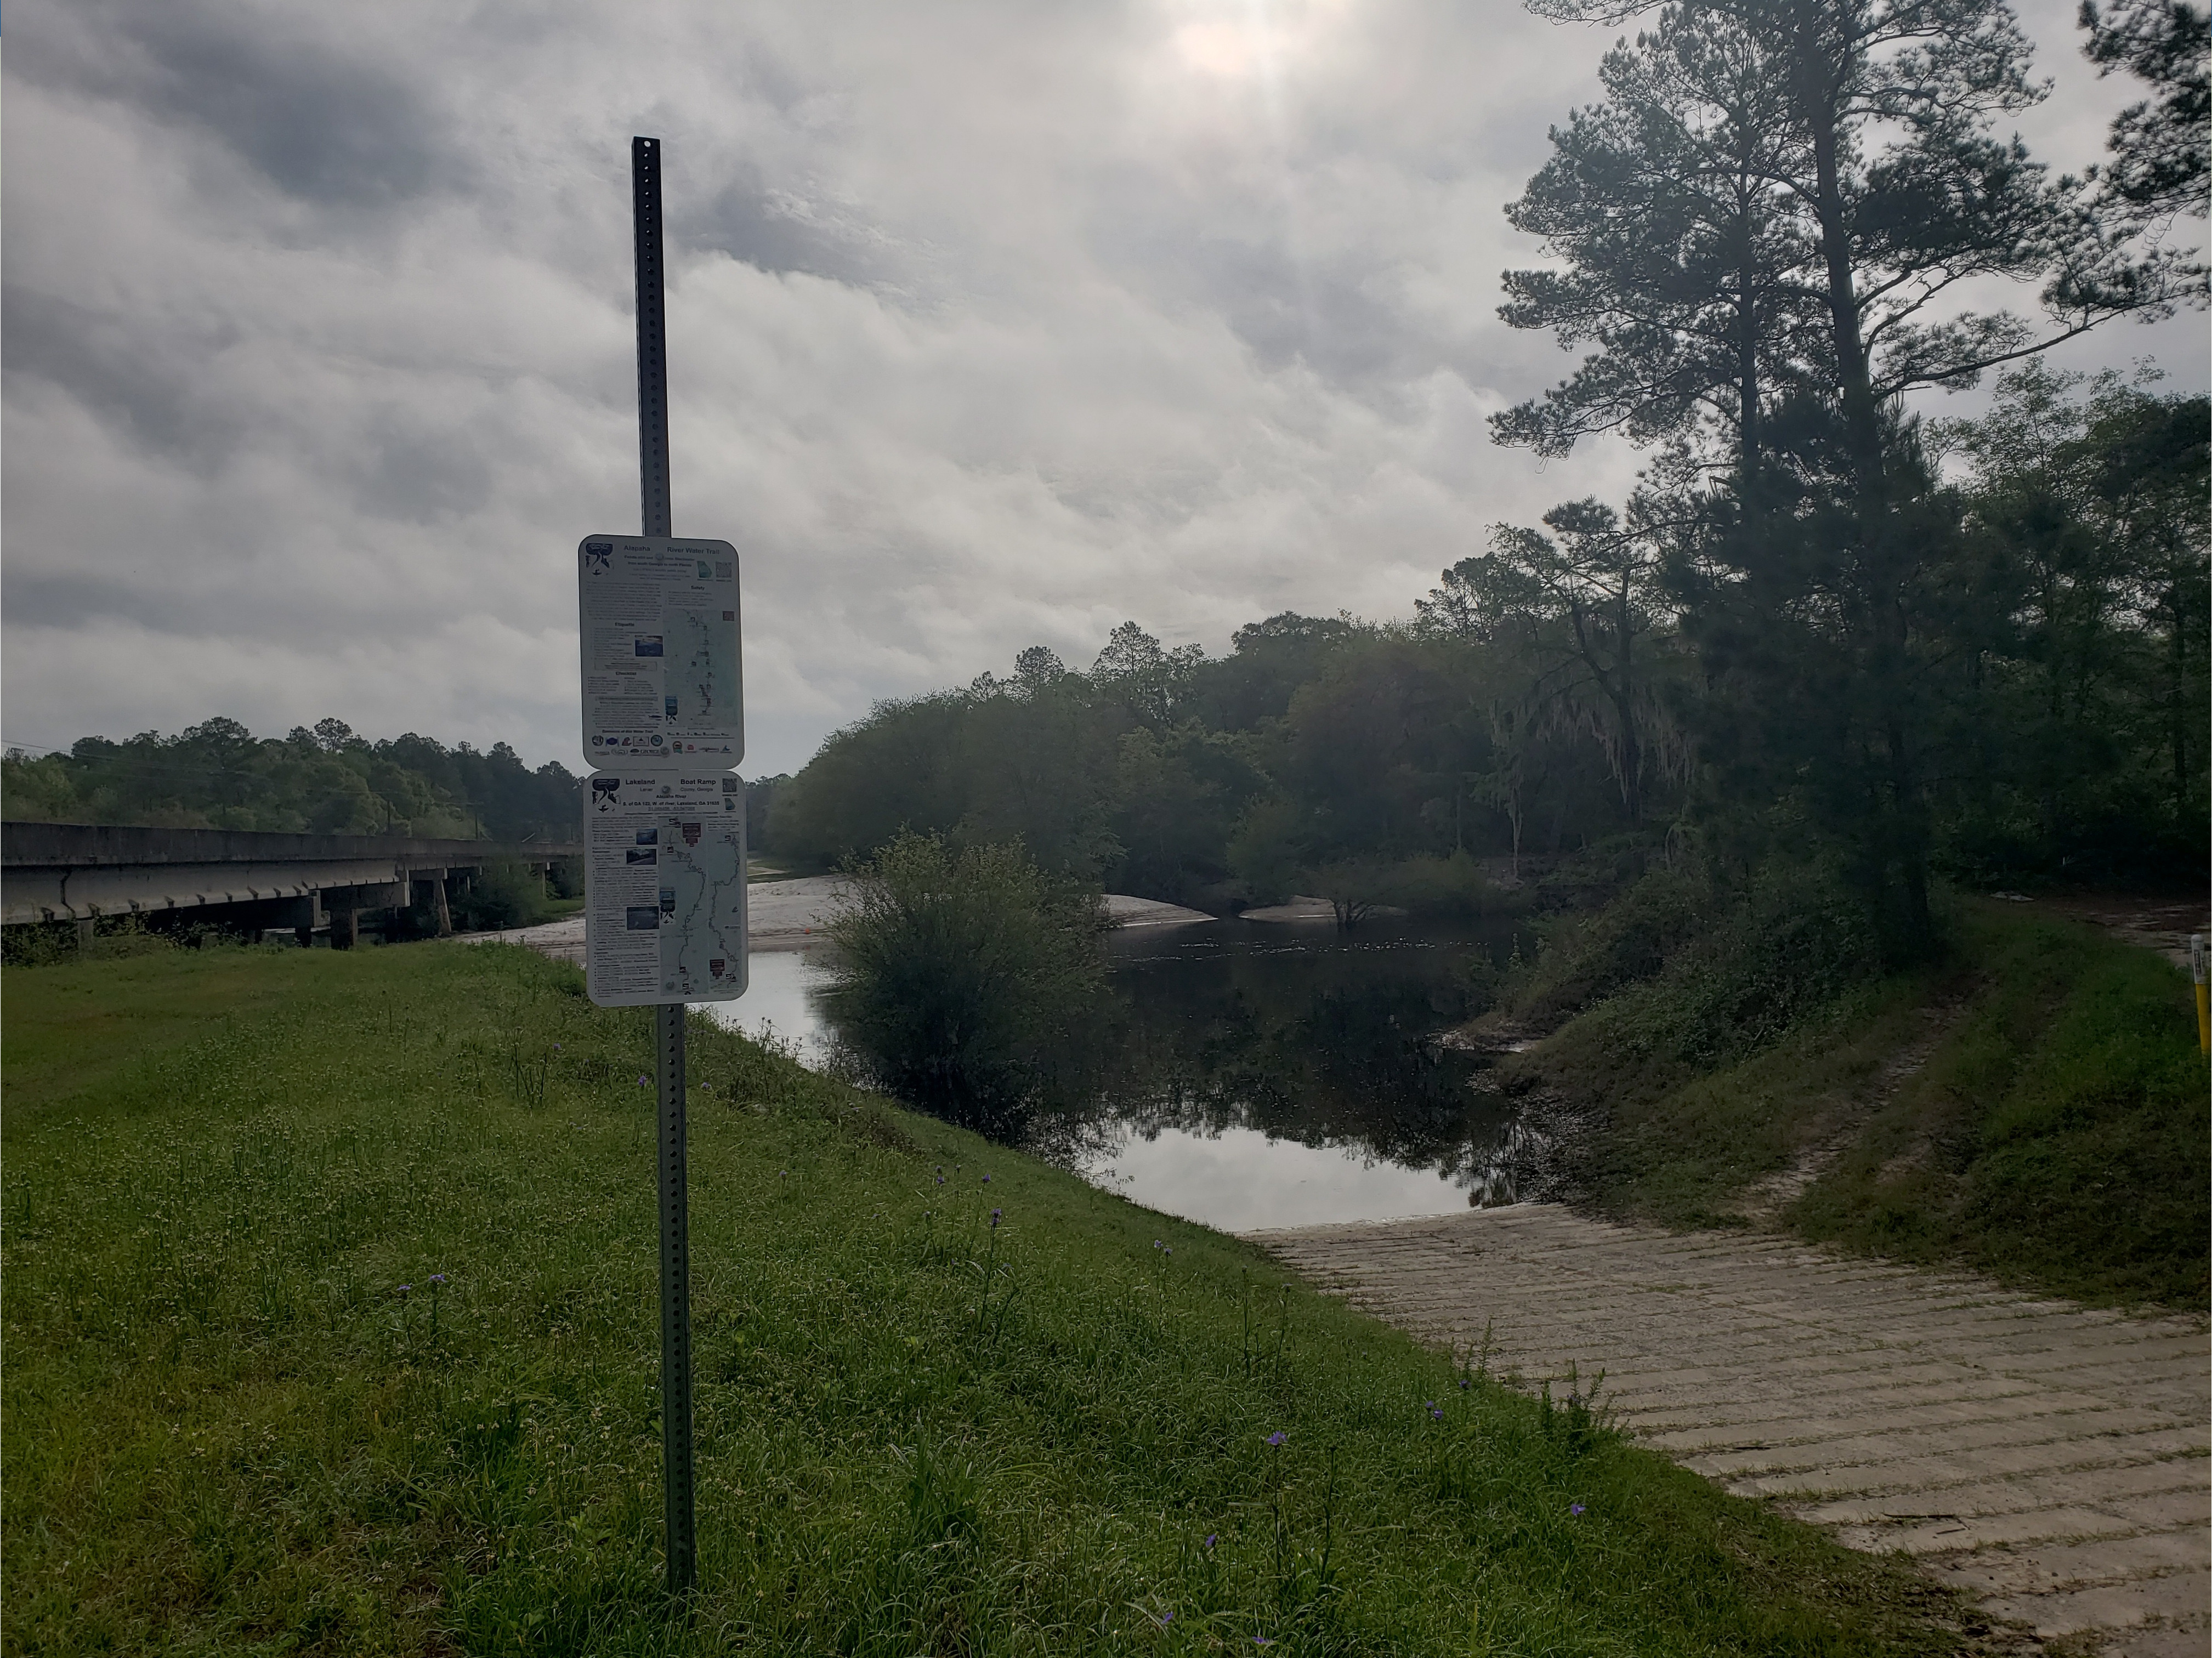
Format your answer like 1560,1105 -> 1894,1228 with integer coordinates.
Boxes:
1085,1125 -> 1481,1233
705,917 -> 1542,1231
704,950 -> 836,1068
1056,921 -> 1536,1224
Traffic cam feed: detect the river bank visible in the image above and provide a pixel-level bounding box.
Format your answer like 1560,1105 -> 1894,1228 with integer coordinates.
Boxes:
1466,896 -> 2211,1312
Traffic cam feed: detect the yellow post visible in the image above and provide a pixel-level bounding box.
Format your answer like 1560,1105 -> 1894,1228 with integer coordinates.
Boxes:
2192,934 -> 2209,1057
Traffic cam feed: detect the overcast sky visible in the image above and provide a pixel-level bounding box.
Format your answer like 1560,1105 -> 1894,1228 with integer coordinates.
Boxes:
4,1 -> 2203,776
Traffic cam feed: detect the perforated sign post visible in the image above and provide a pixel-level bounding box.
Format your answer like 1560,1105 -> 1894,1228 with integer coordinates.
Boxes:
576,135 -> 746,1598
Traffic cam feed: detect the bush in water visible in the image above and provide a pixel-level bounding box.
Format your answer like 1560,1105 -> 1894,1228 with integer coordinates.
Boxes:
823,831 -> 1105,1141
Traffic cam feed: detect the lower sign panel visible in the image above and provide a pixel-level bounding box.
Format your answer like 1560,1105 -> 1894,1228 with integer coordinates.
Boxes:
585,771 -> 749,1006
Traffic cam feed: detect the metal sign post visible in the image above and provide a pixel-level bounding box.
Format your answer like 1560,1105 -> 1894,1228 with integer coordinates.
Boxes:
583,132 -> 745,1599
633,133 -> 696,1598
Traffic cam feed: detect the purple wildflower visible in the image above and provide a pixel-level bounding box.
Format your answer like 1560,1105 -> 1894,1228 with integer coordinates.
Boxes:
637,1074 -> 650,1087
1431,1407 -> 1444,1421
429,1274 -> 446,1285
982,1174 -> 991,1184
1204,1533 -> 1217,1550
1265,1430 -> 1286,1447
990,1208 -> 1002,1228
398,1284 -> 412,1294
1459,1377 -> 1470,1389
1570,1503 -> 1586,1517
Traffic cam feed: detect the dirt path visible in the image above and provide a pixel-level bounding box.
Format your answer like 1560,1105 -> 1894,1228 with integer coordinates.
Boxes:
2023,893 -> 2209,973
1252,1207 -> 2210,1656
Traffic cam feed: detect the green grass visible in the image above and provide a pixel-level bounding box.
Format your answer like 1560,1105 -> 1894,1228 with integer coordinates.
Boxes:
1520,900 -> 2209,1309
2,942 -> 2000,1655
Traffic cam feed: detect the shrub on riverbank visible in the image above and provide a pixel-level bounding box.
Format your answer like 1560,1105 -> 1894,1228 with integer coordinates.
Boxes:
823,832 -> 1107,1139
2,942 -> 1998,1654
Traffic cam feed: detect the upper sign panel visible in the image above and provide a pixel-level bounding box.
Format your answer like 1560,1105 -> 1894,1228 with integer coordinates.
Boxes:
577,535 -> 743,766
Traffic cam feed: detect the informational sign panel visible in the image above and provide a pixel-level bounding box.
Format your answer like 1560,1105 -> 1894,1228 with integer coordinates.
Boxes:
584,771 -> 748,1007
578,535 -> 744,765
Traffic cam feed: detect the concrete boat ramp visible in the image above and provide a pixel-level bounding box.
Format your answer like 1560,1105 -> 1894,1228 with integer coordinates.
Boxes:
1252,1206 -> 2210,1656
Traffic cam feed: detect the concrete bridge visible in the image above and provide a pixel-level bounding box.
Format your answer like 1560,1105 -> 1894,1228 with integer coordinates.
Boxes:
1,822 -> 581,946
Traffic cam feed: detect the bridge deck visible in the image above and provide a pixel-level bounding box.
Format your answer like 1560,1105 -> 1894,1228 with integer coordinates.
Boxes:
2,822 -> 580,925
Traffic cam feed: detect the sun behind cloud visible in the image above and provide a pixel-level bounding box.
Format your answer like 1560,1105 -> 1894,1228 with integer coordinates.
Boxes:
1166,0 -> 1354,80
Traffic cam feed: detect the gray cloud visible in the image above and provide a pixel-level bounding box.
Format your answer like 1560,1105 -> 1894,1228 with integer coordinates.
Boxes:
15,2 -> 470,212
3,0 -> 2200,776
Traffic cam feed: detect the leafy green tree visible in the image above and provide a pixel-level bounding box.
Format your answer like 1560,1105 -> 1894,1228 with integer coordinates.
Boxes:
1103,724 -> 1269,905
1939,365 -> 2210,874
1090,622 -> 1208,730
1184,612 -> 1364,731
765,694 -> 973,866
1473,498 -> 1679,825
953,672 -> 1122,876
1276,635 -> 1496,860
1226,796 -> 1311,904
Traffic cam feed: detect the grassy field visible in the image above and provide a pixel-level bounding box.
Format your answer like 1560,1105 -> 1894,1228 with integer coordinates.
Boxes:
1517,900 -> 2209,1309
0,940 -> 2006,1655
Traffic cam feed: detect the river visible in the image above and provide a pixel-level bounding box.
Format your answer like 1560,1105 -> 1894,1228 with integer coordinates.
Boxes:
707,913 -> 1539,1232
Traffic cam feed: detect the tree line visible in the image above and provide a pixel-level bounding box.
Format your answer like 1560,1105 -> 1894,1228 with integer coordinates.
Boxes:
764,0 -> 2208,957
2,717 -> 582,843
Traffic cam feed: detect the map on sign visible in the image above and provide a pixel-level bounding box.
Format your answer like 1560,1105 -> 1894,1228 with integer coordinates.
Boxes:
577,535 -> 743,764
584,771 -> 748,1007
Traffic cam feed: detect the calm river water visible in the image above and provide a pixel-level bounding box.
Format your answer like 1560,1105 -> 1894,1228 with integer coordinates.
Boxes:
706,916 -> 1538,1233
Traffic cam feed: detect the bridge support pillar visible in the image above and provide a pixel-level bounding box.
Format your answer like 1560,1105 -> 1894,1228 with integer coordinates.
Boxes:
411,871 -> 453,938
75,918 -> 93,951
